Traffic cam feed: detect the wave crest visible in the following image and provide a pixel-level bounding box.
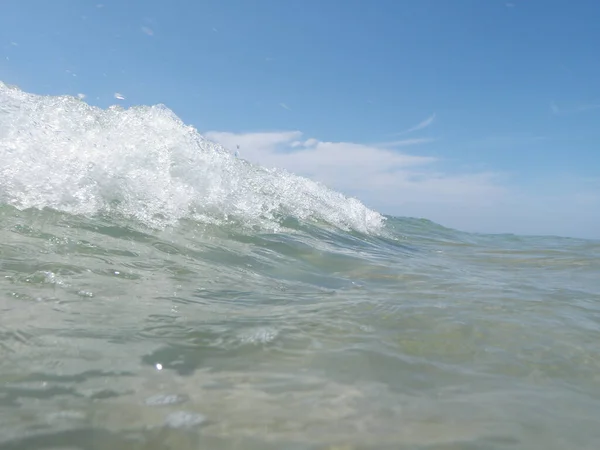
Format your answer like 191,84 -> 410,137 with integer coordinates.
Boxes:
0,82 -> 384,233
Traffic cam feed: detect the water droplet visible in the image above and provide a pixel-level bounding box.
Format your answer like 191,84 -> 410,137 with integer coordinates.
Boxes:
164,411 -> 206,428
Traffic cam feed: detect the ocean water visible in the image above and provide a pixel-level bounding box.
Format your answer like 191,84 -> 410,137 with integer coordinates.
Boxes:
1,81 -> 600,450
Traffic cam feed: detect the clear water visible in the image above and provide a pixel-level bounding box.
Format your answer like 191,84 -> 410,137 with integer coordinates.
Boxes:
1,82 -> 600,449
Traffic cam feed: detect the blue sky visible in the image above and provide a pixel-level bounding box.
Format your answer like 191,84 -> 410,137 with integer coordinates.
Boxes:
1,0 -> 599,238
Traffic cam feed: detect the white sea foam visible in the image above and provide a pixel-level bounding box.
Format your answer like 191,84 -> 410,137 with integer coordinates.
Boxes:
0,82 -> 384,233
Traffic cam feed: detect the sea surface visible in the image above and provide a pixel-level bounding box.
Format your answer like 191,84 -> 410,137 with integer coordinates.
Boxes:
1,82 -> 600,449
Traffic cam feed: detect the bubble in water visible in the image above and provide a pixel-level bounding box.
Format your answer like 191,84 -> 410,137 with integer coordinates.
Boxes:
164,411 -> 207,428
237,327 -> 279,344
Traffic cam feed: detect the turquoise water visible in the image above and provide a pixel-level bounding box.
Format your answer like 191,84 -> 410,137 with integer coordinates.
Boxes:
1,82 -> 600,449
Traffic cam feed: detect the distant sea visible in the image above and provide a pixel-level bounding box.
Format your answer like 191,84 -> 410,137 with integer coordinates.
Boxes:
1,81 -> 599,449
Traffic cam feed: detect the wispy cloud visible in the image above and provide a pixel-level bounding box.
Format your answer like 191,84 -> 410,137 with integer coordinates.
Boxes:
141,26 -> 154,36
279,102 -> 292,111
393,113 -> 436,136
550,101 -> 600,115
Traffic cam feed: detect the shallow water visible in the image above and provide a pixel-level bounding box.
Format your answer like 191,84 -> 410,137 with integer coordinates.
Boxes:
1,82 -> 600,449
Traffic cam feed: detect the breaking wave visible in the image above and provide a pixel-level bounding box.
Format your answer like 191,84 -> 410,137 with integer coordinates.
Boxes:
0,82 -> 384,233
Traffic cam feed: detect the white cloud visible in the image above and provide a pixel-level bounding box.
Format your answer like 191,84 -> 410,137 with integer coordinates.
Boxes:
279,102 -> 291,111
205,130 -> 301,153
204,130 -> 435,174
200,130 -> 600,238
203,130 -> 514,233
141,26 -> 154,36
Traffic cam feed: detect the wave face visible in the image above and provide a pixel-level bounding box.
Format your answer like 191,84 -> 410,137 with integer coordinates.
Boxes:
2,83 -> 600,449
0,82 -> 383,233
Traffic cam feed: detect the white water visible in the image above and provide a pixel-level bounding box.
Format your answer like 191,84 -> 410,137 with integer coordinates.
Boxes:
0,82 -> 383,233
